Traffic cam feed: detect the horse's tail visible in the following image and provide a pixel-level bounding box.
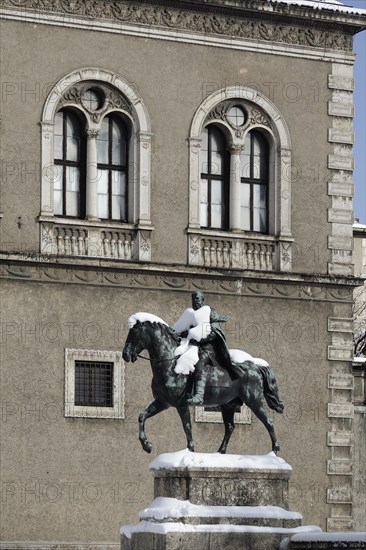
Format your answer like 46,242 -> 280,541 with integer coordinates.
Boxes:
258,365 -> 284,413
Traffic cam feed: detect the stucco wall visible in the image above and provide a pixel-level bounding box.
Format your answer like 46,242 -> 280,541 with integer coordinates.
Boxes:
0,19 -> 332,273
0,275 -> 351,542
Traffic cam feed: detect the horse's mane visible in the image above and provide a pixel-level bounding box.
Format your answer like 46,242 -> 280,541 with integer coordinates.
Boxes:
129,312 -> 180,346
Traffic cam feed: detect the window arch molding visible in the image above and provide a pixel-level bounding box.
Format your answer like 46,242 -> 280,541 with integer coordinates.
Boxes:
40,67 -> 152,227
188,86 -> 293,272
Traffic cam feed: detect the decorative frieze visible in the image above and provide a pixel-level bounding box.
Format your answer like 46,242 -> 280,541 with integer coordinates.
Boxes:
0,0 -> 354,53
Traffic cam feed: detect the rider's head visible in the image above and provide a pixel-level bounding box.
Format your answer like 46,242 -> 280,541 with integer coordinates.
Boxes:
192,291 -> 205,310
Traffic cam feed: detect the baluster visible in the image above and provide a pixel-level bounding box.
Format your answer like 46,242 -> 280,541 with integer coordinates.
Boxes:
124,235 -> 131,259
259,244 -> 265,269
222,241 -> 229,267
210,240 -> 216,267
70,230 -> 77,256
271,246 -> 275,270
103,233 -> 110,257
216,240 -> 222,268
246,243 -> 253,269
265,244 -> 271,270
110,233 -> 117,257
117,234 -> 123,258
77,232 -> 84,255
56,229 -> 63,255
241,242 -> 248,269
203,239 -> 210,266
64,230 -> 71,255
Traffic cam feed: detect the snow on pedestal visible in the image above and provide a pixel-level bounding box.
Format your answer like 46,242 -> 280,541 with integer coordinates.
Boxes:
120,450 -> 322,550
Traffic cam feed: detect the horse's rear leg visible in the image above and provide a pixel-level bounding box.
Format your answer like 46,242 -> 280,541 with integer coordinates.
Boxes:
177,405 -> 194,452
218,403 -> 236,454
251,402 -> 280,454
138,399 -> 169,453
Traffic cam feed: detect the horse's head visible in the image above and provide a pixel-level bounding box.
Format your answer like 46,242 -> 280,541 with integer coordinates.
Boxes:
122,320 -> 145,363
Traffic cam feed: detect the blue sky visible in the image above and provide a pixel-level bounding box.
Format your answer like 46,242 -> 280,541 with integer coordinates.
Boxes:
341,0 -> 366,223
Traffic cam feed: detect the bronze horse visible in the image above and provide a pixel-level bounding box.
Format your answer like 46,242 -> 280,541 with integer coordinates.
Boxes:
122,315 -> 284,455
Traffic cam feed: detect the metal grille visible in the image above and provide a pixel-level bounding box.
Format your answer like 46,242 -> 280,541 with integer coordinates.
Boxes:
74,361 -> 114,407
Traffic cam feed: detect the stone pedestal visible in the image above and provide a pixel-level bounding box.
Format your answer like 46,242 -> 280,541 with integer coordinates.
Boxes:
120,450 -> 321,550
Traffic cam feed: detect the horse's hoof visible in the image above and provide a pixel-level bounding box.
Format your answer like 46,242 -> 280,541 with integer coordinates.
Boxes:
273,443 -> 280,455
188,446 -> 195,453
218,448 -> 227,454
141,441 -> 152,453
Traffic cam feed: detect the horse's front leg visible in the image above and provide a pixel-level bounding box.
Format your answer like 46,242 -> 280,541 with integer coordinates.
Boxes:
218,403 -> 236,454
176,404 -> 194,452
138,399 -> 169,453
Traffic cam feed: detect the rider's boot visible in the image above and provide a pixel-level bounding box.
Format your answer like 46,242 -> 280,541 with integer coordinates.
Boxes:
187,372 -> 207,405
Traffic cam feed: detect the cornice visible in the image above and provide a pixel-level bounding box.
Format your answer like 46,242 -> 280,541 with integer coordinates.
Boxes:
0,0 -> 355,52
0,254 -> 359,303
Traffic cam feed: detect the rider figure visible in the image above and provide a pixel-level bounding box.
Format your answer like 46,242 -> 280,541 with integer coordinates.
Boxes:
175,291 -> 243,405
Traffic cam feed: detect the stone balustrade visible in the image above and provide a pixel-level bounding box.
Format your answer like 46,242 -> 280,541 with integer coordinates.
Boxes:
189,232 -> 276,271
40,220 -> 152,262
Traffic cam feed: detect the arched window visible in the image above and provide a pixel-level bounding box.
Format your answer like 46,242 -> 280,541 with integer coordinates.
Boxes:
97,114 -> 129,221
200,126 -> 229,229
54,109 -> 85,218
240,130 -> 269,233
40,68 -> 152,262
188,86 -> 293,272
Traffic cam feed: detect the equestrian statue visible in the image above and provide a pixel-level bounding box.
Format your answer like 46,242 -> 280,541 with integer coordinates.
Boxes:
122,291 -> 284,455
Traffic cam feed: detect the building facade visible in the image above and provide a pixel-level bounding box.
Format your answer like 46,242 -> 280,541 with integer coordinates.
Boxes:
0,0 -> 365,547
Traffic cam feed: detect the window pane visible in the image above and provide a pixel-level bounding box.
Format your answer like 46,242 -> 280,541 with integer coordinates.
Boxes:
112,171 -> 126,220
240,183 -> 250,207
211,204 -> 222,228
240,207 -> 250,230
54,112 -> 64,160
210,127 -> 224,152
97,118 -> 109,164
65,112 -> 80,162
66,191 -> 80,217
240,133 -> 251,178
54,135 -> 63,160
54,189 -> 63,215
112,171 -> 126,197
111,119 -> 126,166
240,183 -> 250,230
211,151 -> 223,175
253,185 -> 267,232
54,165 -> 63,190
66,166 -> 80,192
66,136 -> 79,162
200,128 -> 208,174
97,169 -> 109,219
227,105 -> 245,127
253,156 -> 261,179
211,180 -> 223,205
253,184 -> 266,210
200,178 -> 208,227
